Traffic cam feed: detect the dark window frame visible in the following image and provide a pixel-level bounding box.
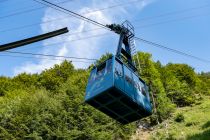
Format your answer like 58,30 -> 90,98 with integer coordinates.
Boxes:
115,59 -> 123,77
106,58 -> 112,73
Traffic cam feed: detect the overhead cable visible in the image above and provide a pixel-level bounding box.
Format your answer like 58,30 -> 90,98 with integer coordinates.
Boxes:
4,0 -> 210,64
1,2 -> 210,33
33,0 -> 110,30
134,37 -> 210,63
5,50 -> 97,61
0,0 -> 71,20
0,54 -> 93,63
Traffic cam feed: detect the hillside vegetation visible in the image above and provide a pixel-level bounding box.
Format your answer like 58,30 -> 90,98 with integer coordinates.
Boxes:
0,52 -> 209,139
150,96 -> 210,139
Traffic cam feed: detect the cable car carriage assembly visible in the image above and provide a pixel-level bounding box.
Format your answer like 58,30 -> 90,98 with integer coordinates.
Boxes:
85,21 -> 152,124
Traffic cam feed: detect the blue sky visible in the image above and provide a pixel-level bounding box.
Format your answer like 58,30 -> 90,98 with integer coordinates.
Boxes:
0,0 -> 210,77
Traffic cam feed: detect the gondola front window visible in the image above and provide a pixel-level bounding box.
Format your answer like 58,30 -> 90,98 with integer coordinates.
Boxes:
96,63 -> 106,80
141,86 -> 147,97
115,60 -> 123,77
106,59 -> 112,73
138,81 -> 147,97
89,69 -> 96,83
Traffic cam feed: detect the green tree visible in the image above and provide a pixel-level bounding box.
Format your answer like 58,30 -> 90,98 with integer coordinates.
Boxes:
13,73 -> 40,88
135,52 -> 175,123
165,64 -> 197,87
39,60 -> 74,91
0,52 -> 209,139
0,58 -> 135,140
161,68 -> 195,106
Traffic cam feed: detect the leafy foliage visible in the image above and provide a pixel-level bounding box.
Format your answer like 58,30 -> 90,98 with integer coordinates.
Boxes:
0,52 -> 209,139
174,113 -> 184,122
135,52 -> 175,123
0,60 -> 135,139
151,96 -> 210,140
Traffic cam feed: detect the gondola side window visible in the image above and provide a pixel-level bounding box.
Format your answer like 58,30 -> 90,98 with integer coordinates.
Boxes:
89,69 -> 96,83
124,68 -> 133,85
115,60 -> 123,77
139,81 -> 147,97
106,59 -> 112,73
141,86 -> 147,97
133,75 -> 141,91
96,63 -> 106,79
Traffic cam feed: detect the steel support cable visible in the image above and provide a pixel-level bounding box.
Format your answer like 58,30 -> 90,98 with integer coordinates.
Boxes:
80,0 -> 141,13
24,10 -> 210,48
15,11 -> 210,51
1,10 -> 210,35
7,32 -> 210,64
134,12 -> 210,29
32,0 -> 210,64
4,50 -> 98,61
0,0 -> 72,20
0,0 -> 75,14
0,0 -> 141,33
0,54 -> 94,63
18,32 -> 111,51
1,2 -> 210,33
2,0 -> 140,19
134,37 -> 210,63
53,12 -> 210,40
0,0 -> 141,21
132,3 -> 210,22
1,12 -> 209,50
3,0 -> 210,64
3,34 -> 210,64
1,11 -> 209,46
0,0 -> 39,13
33,0 -> 110,30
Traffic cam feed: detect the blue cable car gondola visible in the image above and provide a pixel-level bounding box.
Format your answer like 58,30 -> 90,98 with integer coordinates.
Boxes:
85,21 -> 152,124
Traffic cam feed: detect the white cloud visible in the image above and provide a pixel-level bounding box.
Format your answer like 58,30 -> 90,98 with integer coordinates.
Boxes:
14,0 -> 152,75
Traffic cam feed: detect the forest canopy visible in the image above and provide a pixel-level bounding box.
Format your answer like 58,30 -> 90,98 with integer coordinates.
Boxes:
0,52 -> 209,139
